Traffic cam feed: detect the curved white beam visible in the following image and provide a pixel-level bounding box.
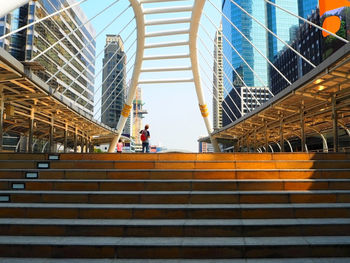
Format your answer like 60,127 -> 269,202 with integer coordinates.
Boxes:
189,0 -> 220,152
0,0 -> 31,18
108,0 -> 145,152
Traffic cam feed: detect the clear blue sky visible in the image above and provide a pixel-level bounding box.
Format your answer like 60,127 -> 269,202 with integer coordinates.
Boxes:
80,0 -> 221,152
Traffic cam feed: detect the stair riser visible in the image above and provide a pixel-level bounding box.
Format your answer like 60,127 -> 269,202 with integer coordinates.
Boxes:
2,153 -> 350,161
2,193 -> 350,204
3,161 -> 350,170
0,224 -> 349,237
1,171 -> 350,180
2,181 -> 350,191
58,153 -> 350,161
0,244 -> 349,259
0,207 -> 349,219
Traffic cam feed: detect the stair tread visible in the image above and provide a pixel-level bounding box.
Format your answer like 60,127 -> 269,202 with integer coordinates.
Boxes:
2,190 -> 350,194
2,179 -> 350,182
1,258 -> 350,263
0,235 -> 350,246
1,202 -> 350,209
2,168 -> 350,171
0,218 -> 349,226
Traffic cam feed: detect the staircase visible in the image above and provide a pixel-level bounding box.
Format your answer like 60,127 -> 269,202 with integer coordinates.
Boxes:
0,152 -> 350,261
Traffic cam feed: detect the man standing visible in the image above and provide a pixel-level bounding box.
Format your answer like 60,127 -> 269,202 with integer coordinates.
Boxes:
140,124 -> 150,153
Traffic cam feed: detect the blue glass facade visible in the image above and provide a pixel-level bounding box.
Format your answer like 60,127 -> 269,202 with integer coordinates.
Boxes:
222,0 -> 268,89
0,0 -> 96,115
221,0 -> 320,125
298,0 -> 319,19
222,0 -> 268,124
267,0 -> 299,60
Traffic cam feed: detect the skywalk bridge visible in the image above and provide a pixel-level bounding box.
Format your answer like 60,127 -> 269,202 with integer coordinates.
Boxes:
0,48 -> 117,153
209,43 -> 350,153
0,0 -> 349,153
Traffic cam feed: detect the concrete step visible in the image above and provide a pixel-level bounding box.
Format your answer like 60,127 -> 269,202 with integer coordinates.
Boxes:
0,203 -> 349,219
1,169 -> 350,180
2,153 -> 350,162
58,153 -> 350,161
1,190 -> 350,204
0,236 -> 349,258
3,160 -> 350,170
2,259 -> 350,263
0,218 -> 349,237
2,179 -> 350,191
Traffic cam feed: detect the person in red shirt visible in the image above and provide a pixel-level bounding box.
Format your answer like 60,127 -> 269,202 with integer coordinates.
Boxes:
140,125 -> 150,153
117,139 -> 123,153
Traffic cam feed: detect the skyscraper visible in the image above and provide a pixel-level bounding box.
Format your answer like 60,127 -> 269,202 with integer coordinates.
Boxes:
213,24 -> 223,130
222,0 -> 269,123
0,0 -> 96,116
267,0 -> 299,61
298,0 -> 319,20
222,0 -> 269,88
221,0 -> 319,124
101,35 -> 127,131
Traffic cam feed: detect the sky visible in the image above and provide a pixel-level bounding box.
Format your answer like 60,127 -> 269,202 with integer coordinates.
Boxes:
80,0 -> 222,152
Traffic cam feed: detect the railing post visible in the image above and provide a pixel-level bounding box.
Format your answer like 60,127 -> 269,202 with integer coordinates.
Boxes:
254,129 -> 257,152
49,117 -> 54,153
332,95 -> 339,152
265,122 -> 269,152
0,90 -> 4,152
64,123 -> 68,153
80,135 -> 84,153
28,108 -> 34,153
280,117 -> 285,152
74,127 -> 78,153
300,106 -> 305,152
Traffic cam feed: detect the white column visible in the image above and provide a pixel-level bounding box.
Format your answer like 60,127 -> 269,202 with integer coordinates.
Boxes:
108,0 -> 145,153
189,0 -> 220,152
0,0 -> 31,18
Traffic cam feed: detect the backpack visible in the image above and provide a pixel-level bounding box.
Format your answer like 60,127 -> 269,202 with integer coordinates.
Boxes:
140,130 -> 147,141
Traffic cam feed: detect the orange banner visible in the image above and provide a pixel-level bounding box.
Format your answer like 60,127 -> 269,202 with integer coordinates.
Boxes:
319,0 -> 350,37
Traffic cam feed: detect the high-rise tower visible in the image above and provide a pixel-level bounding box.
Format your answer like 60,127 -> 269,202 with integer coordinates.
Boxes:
213,24 -> 223,130
101,35 -> 127,131
0,0 -> 96,116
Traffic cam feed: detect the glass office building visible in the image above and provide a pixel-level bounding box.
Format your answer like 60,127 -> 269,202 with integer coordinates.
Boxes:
222,0 -> 268,89
0,0 -> 96,116
221,0 -> 319,124
222,0 -> 269,124
298,0 -> 319,20
267,0 -> 299,60
101,35 -> 131,136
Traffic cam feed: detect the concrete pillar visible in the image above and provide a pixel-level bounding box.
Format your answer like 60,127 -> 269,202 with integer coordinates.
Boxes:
300,109 -> 306,152
332,95 -> 339,152
280,118 -> 285,152
253,129 -> 257,153
264,122 -> 269,152
0,92 -> 4,152
80,135 -> 84,153
74,127 -> 78,153
64,123 -> 68,153
49,117 -> 54,153
28,108 -> 34,153
84,136 -> 88,153
89,140 -> 94,153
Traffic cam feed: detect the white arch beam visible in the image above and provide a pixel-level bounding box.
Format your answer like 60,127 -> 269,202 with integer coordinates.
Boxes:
108,0 -> 145,152
0,0 -> 31,18
189,0 -> 220,152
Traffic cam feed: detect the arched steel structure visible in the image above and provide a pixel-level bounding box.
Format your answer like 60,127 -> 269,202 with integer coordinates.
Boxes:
108,0 -> 145,152
1,0 -> 220,153
106,0 -> 219,152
